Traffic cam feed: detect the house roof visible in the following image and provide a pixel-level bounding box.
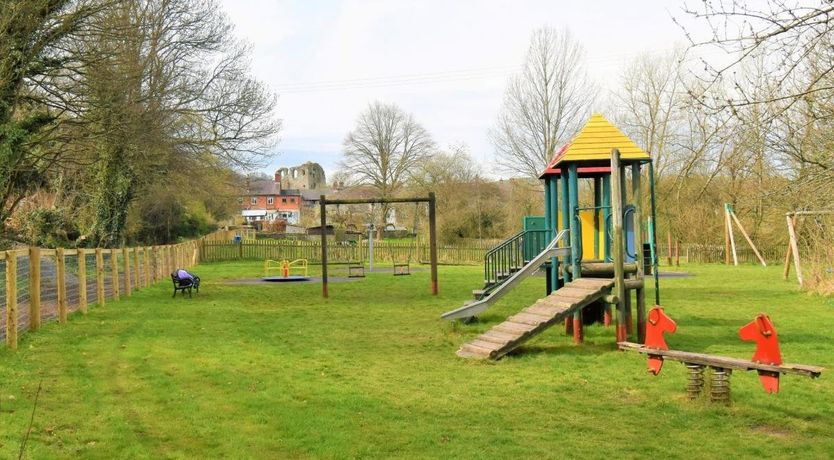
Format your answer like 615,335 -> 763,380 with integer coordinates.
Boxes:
540,114 -> 650,178
246,179 -> 308,196
247,179 -> 280,195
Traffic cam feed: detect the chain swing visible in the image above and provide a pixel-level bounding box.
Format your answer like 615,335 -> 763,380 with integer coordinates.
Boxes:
345,202 -> 365,278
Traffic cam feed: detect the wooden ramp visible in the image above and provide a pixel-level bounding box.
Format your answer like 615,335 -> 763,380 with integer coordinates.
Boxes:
457,278 -> 615,360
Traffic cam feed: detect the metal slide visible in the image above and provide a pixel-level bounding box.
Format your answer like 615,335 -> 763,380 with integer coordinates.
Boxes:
441,230 -> 570,320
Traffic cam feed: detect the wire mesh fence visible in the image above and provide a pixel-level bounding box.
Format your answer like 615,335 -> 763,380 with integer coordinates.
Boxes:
103,251 -> 116,301
65,253 -> 81,315
2,236 -> 206,348
15,252 -> 30,335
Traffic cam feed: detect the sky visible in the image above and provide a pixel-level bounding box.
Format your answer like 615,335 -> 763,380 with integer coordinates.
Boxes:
218,0 -> 708,180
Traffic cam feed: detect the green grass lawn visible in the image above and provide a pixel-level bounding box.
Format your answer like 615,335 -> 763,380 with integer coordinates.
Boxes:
1,262 -> 833,459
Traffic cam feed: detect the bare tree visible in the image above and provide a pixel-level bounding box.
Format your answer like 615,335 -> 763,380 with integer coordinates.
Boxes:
490,26 -> 595,178
410,143 -> 478,188
679,0 -> 834,113
614,50 -> 686,179
341,101 -> 434,234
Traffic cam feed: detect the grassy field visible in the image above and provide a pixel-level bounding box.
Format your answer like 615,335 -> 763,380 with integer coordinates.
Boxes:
1,262 -> 832,459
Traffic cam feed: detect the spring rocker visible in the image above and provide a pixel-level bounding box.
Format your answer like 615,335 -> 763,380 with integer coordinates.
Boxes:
263,259 -> 310,282
618,307 -> 824,404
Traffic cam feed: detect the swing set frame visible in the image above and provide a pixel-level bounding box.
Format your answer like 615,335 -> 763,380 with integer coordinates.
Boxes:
784,209 -> 834,286
318,193 -> 438,298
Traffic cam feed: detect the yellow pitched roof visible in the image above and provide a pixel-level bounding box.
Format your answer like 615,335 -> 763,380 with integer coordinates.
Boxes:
547,114 -> 650,168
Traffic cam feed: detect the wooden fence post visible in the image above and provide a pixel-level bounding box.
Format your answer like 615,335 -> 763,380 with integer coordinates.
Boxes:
111,249 -> 120,301
144,247 -> 151,287
29,247 -> 41,330
5,251 -> 18,349
122,247 -> 131,297
611,150 -> 627,342
154,246 -> 160,281
675,240 -> 681,267
96,248 -> 105,306
78,248 -> 87,314
57,247 -> 67,323
133,246 -> 140,290
159,246 -> 165,278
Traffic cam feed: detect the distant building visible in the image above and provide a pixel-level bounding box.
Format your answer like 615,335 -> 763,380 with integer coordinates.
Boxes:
239,161 -> 328,225
275,162 -> 326,191
239,161 -> 405,230
240,178 -> 302,224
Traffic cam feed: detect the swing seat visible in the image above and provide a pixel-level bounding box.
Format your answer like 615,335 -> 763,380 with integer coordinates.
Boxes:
348,262 -> 365,278
393,263 -> 410,276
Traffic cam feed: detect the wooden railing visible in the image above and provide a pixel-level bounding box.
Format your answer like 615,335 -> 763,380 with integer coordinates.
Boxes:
199,238 -> 502,266
2,239 -> 202,350
655,243 -> 786,265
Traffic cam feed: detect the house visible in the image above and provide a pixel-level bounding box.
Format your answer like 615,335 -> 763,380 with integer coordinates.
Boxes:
240,177 -> 303,224
239,162 -> 330,225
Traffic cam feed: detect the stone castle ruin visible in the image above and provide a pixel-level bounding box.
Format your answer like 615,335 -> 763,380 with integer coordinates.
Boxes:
274,162 -> 326,191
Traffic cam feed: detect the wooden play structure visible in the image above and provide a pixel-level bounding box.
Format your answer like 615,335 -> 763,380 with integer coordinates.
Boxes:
619,307 -> 823,404
723,203 -> 767,267
784,209 -> 834,286
263,258 -> 309,281
444,114 -> 660,359
318,194 -> 438,298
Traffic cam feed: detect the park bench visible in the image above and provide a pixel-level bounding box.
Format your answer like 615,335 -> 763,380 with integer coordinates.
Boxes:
171,271 -> 200,298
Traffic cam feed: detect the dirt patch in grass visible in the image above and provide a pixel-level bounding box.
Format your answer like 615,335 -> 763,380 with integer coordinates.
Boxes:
750,424 -> 791,438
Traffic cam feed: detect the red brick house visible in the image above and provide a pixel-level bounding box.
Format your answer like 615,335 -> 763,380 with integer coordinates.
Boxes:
240,177 -> 303,224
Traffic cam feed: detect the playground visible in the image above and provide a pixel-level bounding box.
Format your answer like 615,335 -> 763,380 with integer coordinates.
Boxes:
0,115 -> 831,459
0,262 -> 831,458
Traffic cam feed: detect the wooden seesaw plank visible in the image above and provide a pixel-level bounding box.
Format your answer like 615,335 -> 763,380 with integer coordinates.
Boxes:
617,342 -> 824,378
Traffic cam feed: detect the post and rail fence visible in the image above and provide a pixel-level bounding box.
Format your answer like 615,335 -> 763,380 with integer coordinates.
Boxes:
2,238 -> 202,350
199,238 -> 503,266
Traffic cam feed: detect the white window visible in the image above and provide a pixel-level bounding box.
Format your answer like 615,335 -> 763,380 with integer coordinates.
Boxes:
267,196 -> 274,205
250,196 -> 257,205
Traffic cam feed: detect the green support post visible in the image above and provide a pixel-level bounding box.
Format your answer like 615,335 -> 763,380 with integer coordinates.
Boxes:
544,178 -> 552,295
560,167 -> 573,336
648,162 -> 660,305
549,178 -> 560,291
568,164 -> 583,344
560,168 -> 572,283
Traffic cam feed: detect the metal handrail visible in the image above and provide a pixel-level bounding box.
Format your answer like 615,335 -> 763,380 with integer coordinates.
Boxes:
442,230 -> 570,320
483,229 -> 550,292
